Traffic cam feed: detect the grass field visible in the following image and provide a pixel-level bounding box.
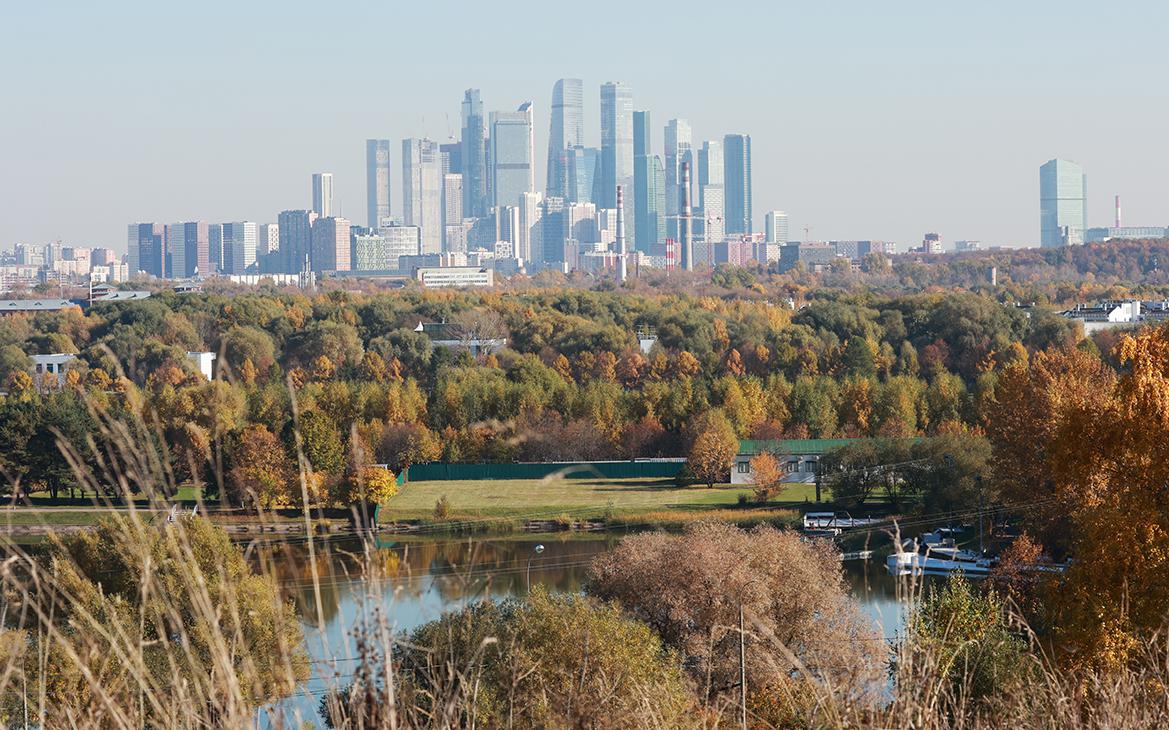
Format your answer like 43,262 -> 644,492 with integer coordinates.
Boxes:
383,477 -> 823,521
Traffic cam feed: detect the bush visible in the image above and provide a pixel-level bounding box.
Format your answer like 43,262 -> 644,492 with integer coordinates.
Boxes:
433,495 -> 451,521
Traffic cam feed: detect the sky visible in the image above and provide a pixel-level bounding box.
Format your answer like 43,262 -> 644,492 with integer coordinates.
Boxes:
2,0 -> 1167,253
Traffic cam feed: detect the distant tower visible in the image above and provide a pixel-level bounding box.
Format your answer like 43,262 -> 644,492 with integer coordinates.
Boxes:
680,162 -> 693,271
312,173 -> 333,217
1115,195 -> 1122,228
616,185 -> 628,283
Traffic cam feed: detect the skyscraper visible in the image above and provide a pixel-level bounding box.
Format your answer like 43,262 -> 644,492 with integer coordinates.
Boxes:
519,191 -> 543,264
546,78 -> 584,200
540,196 -> 567,265
311,217 -> 351,272
664,119 -> 693,240
312,172 -> 334,217
127,223 -> 164,277
278,210 -> 317,274
568,146 -> 600,205
166,221 -> 209,278
440,142 -> 462,176
221,221 -> 258,275
765,211 -> 789,244
633,111 -> 664,254
257,223 -> 279,258
443,173 -> 464,251
723,134 -> 753,235
208,224 -> 222,273
600,82 -> 635,249
402,138 -> 443,254
489,102 -> 535,211
461,89 -> 488,218
1040,158 -> 1087,247
366,140 -> 392,229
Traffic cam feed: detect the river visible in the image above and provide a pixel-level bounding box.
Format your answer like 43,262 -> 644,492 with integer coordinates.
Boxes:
258,534 -> 906,727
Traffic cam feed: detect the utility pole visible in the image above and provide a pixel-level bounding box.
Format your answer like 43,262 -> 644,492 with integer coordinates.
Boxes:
739,601 -> 747,730
976,475 -> 985,554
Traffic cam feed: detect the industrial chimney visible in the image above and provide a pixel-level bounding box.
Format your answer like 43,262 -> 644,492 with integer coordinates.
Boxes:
616,184 -> 628,283
680,162 -> 693,271
1115,195 -> 1122,229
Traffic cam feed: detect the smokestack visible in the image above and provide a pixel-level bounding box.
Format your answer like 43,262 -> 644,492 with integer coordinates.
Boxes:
681,162 -> 693,271
1115,195 -> 1122,229
616,184 -> 628,283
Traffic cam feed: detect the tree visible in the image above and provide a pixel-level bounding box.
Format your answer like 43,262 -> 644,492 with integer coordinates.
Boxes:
588,523 -> 883,719
749,451 -> 783,503
226,425 -> 294,507
686,409 -> 738,487
376,421 -> 441,474
297,409 -> 345,476
324,590 -> 695,729
0,344 -> 31,385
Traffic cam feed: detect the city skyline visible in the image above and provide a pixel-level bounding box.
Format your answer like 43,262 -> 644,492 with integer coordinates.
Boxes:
3,2 -> 1168,251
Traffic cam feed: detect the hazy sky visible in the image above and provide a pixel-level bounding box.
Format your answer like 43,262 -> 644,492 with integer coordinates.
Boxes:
3,0 -> 1167,252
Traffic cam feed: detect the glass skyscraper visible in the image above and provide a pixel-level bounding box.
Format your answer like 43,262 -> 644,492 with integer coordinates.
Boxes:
311,172 -> 333,218
600,82 -> 635,248
546,79 -> 583,200
723,134 -> 753,235
366,139 -> 391,229
664,119 -> 693,241
461,89 -> 488,218
1039,158 -> 1087,247
489,102 -> 535,211
402,138 -> 443,254
633,111 -> 664,254
568,146 -> 600,205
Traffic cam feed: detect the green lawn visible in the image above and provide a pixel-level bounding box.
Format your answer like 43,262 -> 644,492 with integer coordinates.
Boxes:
384,477 -> 825,520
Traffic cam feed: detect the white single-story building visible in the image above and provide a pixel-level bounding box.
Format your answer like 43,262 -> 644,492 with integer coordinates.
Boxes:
731,439 -> 861,485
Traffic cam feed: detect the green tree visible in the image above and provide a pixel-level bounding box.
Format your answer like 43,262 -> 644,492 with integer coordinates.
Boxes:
686,409 -> 739,487
297,409 -> 345,475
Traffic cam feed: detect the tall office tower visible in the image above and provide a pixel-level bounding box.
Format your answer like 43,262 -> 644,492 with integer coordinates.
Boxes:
221,222 -> 258,275
700,186 -> 725,245
312,173 -> 334,217
546,78 -> 584,199
664,119 -> 693,240
633,111 -> 665,253
765,211 -> 789,244
278,210 -> 317,274
1040,158 -> 1087,247
366,140 -> 392,229
568,146 -> 600,204
615,185 -> 628,283
440,142 -> 462,176
540,197 -> 567,265
442,173 -> 464,250
680,162 -> 694,271
166,221 -> 209,278
127,223 -> 164,277
208,224 -> 223,272
600,82 -> 635,248
723,134 -> 753,235
257,223 -> 279,258
698,140 -> 724,188
402,138 -> 443,254
518,191 -> 543,263
310,217 -> 351,272
461,89 -> 488,217
489,102 -> 535,210
568,202 -> 599,245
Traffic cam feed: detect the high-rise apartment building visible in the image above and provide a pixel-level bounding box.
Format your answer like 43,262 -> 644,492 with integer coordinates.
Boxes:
366,140 -> 392,229
443,173 -> 464,250
257,223 -> 279,258
489,102 -> 535,211
311,217 -> 351,272
700,186 -> 725,245
278,210 -> 317,274
1040,158 -> 1087,247
765,211 -> 789,244
633,111 -> 664,254
723,134 -> 753,235
221,221 -> 258,275
208,224 -> 223,273
127,223 -> 164,278
664,119 -> 693,240
600,82 -> 635,248
540,197 -> 567,265
698,140 -> 724,189
402,138 -> 443,253
312,172 -> 334,218
440,142 -> 462,176
518,191 -> 543,263
461,89 -> 488,218
351,225 -> 420,270
166,221 -> 209,278
546,78 -> 584,200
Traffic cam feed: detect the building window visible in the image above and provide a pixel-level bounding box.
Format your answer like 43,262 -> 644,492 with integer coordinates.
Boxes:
737,462 -> 750,474
785,461 -> 798,474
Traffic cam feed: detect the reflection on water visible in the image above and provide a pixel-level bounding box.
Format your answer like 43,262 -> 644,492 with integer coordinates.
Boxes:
257,534 -> 908,727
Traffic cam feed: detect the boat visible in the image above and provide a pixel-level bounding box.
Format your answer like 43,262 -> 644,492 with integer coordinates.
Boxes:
802,511 -> 885,533
886,530 -> 995,577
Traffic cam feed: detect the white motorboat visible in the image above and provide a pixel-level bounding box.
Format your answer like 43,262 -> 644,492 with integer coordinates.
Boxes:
886,531 -> 995,577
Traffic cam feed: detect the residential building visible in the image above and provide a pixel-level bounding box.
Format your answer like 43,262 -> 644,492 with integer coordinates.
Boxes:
312,172 -> 334,218
351,224 -> 419,270
765,211 -> 788,244
311,217 -> 351,272
402,137 -> 443,253
461,89 -> 488,217
731,439 -> 865,485
546,78 -> 584,200
366,139 -> 392,228
166,221 -> 209,278
699,185 -> 725,245
440,142 -> 462,176
1040,158 -> 1087,247
540,196 -> 567,265
724,134 -> 753,235
442,173 -> 464,250
489,102 -> 535,210
127,223 -> 164,278
278,210 -> 316,274
777,242 -> 839,272
600,81 -> 634,248
519,191 -> 543,263
258,223 -> 279,258
221,221 -> 258,275
209,223 -> 223,273
414,266 -> 494,288
633,111 -> 665,254
664,118 -> 693,241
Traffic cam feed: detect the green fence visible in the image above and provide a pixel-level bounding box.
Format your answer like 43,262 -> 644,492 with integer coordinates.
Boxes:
401,460 -> 687,483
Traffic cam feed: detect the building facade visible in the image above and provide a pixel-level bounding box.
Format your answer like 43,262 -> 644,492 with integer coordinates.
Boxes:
278,210 -> 317,274
312,172 -> 333,218
1040,158 -> 1087,247
723,134 -> 752,235
489,102 -> 535,211
765,211 -> 788,244
402,138 -> 443,254
600,82 -> 634,248
366,139 -> 392,228
461,89 -> 488,218
221,221 -> 258,275
546,78 -> 583,200
310,217 -> 351,272
166,221 -> 210,278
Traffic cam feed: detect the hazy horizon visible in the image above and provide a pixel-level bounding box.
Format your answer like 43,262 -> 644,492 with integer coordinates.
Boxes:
3,0 -> 1167,253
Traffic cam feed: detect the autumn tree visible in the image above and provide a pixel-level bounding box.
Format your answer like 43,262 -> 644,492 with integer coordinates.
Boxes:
226,425 -> 294,508
748,451 -> 783,503
686,409 -> 739,487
